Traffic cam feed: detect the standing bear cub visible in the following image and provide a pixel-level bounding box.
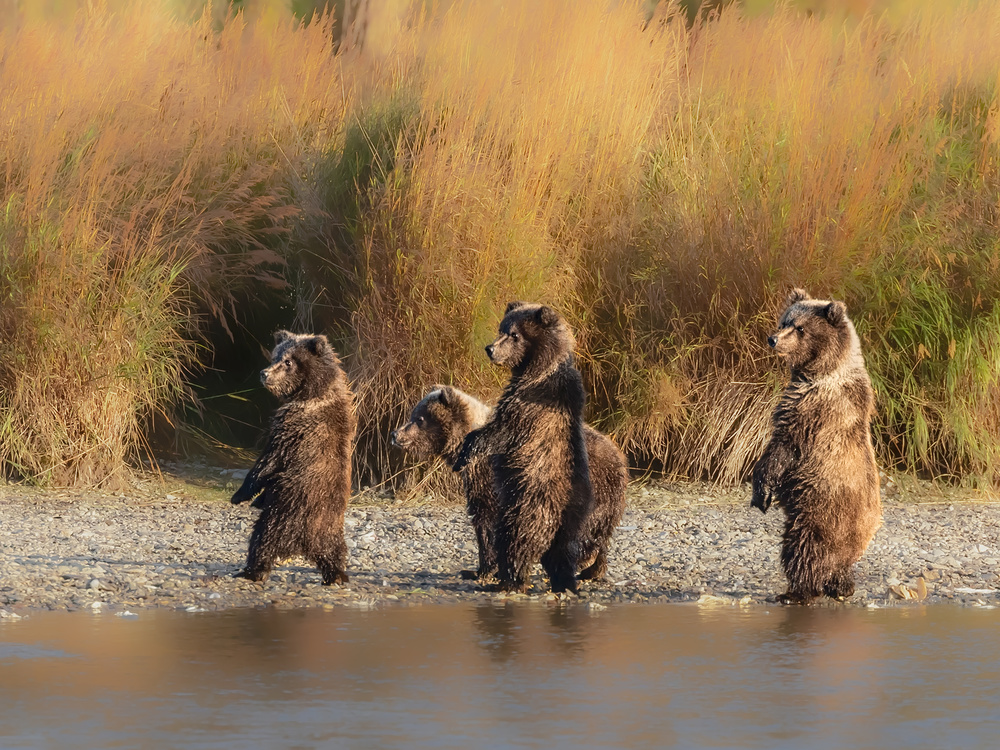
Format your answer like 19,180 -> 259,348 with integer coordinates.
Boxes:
392,385 -> 627,582
752,289 -> 882,604
455,302 -> 594,594
231,330 -> 356,585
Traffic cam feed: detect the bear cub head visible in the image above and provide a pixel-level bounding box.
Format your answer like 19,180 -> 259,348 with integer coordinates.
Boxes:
485,301 -> 575,375
768,288 -> 858,377
261,330 -> 344,401
392,386 -> 490,462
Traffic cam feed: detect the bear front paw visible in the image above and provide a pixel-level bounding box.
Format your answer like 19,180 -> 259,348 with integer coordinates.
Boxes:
234,568 -> 268,583
750,489 -> 772,513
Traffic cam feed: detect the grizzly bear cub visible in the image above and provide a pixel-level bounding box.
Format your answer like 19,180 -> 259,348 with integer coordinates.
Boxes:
392,386 -> 627,582
231,330 -> 356,585
752,289 -> 882,604
391,385 -> 497,579
454,302 -> 594,594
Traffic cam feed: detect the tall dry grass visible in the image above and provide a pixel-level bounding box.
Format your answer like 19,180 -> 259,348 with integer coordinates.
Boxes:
0,3 -> 348,486
334,0 -> 1000,487
3,0 -> 1000,489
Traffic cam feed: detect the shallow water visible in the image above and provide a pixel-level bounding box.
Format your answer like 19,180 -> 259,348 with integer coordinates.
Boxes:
1,603 -> 999,749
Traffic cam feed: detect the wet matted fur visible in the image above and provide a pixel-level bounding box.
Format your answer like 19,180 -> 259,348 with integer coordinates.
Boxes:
751,289 -> 882,604
455,302 -> 594,594
393,385 -> 628,582
231,330 -> 356,585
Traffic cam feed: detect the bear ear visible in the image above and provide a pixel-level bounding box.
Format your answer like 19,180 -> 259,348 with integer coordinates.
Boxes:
505,300 -> 527,314
534,305 -> 559,327
438,386 -> 455,406
274,329 -> 294,344
786,288 -> 811,306
824,300 -> 847,326
305,335 -> 329,356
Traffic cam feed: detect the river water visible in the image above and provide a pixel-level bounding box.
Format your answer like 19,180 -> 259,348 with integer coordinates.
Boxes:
1,603 -> 998,749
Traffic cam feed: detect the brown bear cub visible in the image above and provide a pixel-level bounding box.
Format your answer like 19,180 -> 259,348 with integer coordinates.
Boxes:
392,386 -> 627,582
231,330 -> 356,585
752,289 -> 882,604
391,386 -> 497,580
454,302 -> 594,594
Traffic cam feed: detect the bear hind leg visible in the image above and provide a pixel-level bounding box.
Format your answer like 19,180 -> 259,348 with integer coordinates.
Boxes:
313,529 -> 349,586
779,523 -> 828,605
540,528 -> 579,595
577,548 -> 607,581
823,566 -> 856,600
461,521 -> 498,581
494,499 -> 551,593
239,511 -> 282,582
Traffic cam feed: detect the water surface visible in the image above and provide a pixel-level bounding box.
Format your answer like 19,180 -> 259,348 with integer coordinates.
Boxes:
1,603 -> 998,749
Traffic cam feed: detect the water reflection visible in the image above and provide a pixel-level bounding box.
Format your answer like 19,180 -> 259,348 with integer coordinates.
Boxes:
1,604 -> 1000,749
473,602 -> 591,662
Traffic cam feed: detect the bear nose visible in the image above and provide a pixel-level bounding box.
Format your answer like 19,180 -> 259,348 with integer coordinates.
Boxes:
259,368 -> 268,384
390,429 -> 399,446
485,344 -> 494,359
767,335 -> 777,348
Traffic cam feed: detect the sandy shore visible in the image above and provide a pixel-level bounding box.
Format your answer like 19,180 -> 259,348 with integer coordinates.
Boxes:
1,470 -> 998,615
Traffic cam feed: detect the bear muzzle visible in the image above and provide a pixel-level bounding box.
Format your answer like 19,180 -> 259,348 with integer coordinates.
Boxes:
767,335 -> 777,348
485,344 -> 495,360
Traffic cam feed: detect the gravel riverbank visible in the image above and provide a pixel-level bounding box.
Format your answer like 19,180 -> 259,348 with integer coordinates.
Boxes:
1,474 -> 999,614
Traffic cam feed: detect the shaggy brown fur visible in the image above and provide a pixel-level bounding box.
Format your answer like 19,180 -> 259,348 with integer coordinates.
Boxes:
392,386 -> 628,582
454,302 -> 594,594
751,289 -> 882,604
231,330 -> 356,585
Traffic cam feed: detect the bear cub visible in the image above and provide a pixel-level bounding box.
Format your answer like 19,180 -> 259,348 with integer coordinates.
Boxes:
393,386 -> 627,582
391,385 -> 497,580
231,330 -> 356,585
752,289 -> 882,604
455,302 -> 594,594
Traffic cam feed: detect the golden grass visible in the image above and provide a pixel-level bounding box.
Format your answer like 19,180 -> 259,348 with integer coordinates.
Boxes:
0,2 -> 347,486
342,0 -> 1000,487
2,0 -> 1000,489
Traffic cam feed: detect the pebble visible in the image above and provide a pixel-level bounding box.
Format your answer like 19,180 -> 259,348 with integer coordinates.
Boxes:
0,480 -> 998,613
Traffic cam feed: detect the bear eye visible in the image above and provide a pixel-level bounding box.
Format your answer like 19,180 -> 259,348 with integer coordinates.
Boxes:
795,325 -> 805,334
416,416 -> 425,426
510,332 -> 519,342
284,359 -> 293,368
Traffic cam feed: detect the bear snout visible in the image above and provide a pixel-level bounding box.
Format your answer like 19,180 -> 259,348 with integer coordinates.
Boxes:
260,368 -> 269,384
767,335 -> 777,348
390,428 -> 400,446
485,344 -> 494,360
